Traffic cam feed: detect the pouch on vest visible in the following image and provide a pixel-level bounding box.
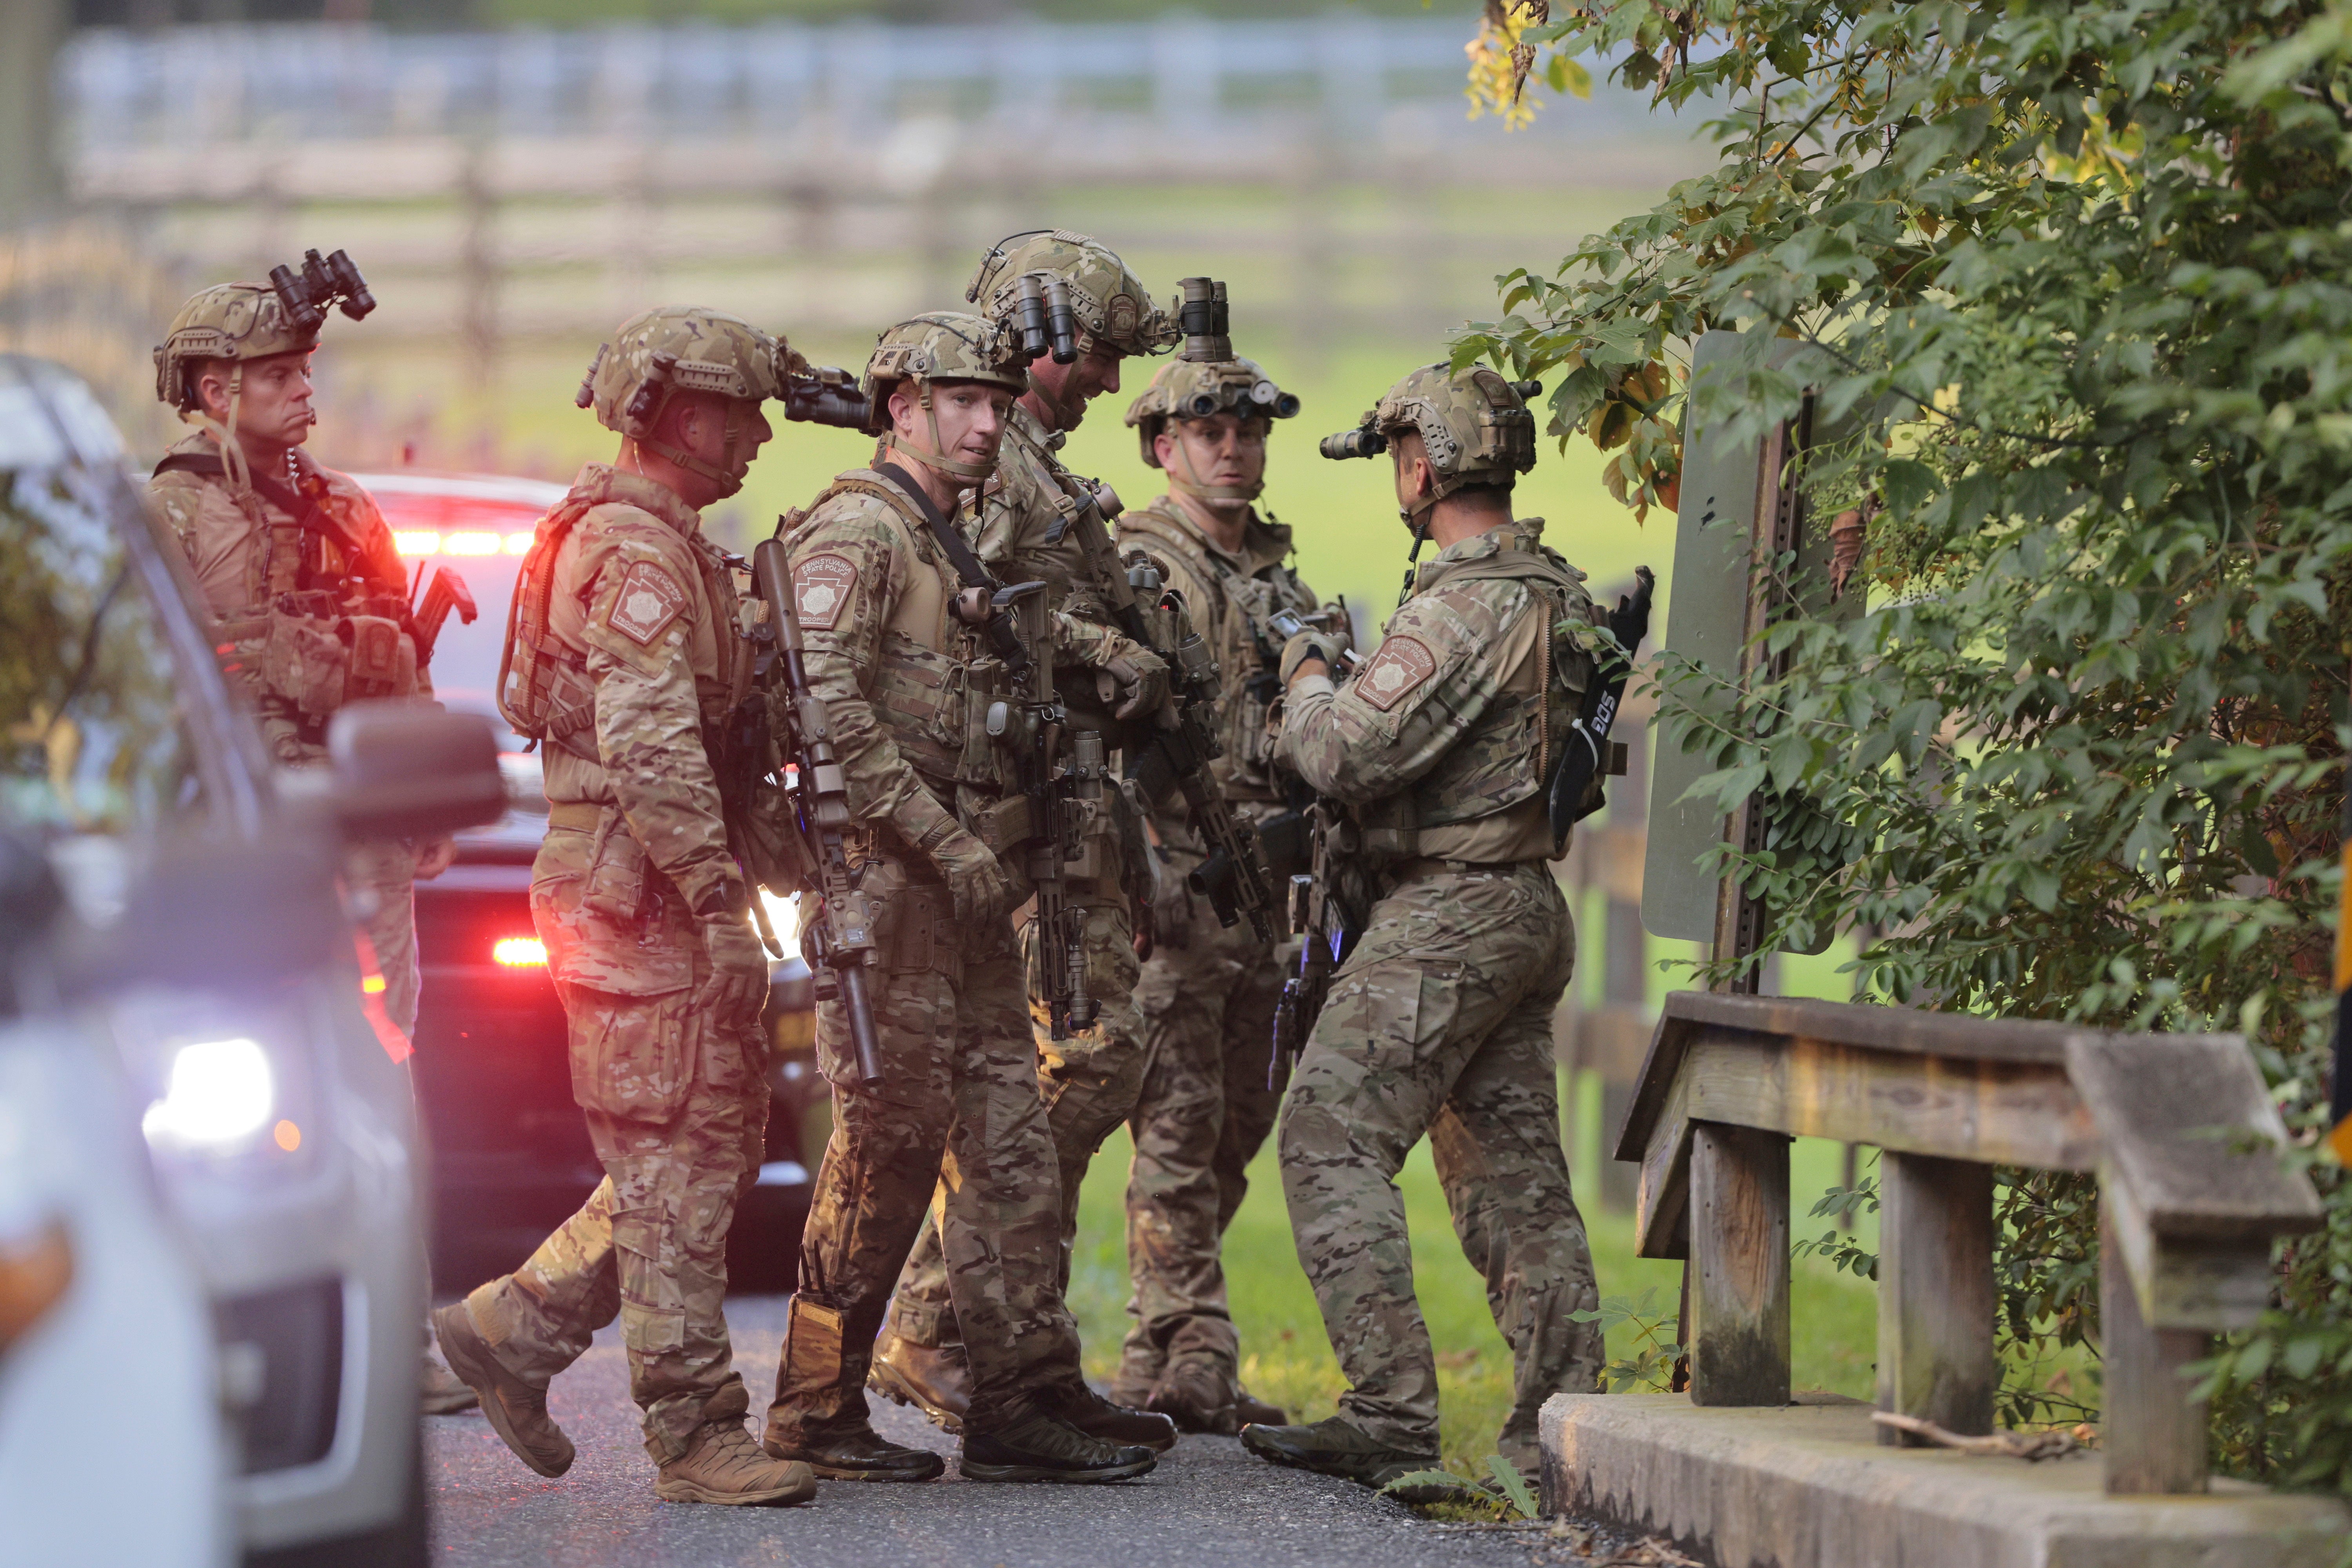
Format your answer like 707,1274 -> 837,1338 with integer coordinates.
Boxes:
342,613 -> 418,702
497,496 -> 595,750
263,612 -> 350,721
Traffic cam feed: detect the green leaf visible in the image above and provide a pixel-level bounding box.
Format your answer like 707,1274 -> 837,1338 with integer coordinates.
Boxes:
1486,1455 -> 1541,1519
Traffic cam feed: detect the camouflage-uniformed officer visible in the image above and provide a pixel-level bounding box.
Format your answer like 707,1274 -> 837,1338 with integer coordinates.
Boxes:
1241,365 -> 1606,1485
147,278 -> 450,1044
870,232 -> 1180,1448
147,277 -> 478,1417
759,312 -> 1160,1484
430,307 -> 815,1507
1108,351 -> 1333,1432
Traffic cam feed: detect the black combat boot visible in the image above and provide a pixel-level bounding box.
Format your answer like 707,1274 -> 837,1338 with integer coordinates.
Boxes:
1058,1381 -> 1178,1451
1239,1416 -> 1437,1486
960,1411 -> 1158,1483
764,1419 -> 946,1482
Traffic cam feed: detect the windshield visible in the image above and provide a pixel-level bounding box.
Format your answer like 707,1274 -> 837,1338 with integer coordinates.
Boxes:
1,443 -> 204,844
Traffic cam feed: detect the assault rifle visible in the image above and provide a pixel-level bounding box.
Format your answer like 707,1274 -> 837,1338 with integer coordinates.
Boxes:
857,461 -> 1096,1041
1268,800 -> 1373,1088
749,537 -> 884,1087
1049,470 -> 1281,944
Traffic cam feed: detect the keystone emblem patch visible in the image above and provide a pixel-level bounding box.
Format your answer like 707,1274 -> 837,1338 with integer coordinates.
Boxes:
1356,635 -> 1437,712
607,561 -> 688,646
793,553 -> 858,631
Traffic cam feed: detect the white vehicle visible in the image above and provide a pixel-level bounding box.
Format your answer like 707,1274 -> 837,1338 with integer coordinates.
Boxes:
0,356 -> 505,1567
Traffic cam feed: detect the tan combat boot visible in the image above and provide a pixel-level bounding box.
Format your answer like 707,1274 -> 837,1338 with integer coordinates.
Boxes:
431,1300 -> 573,1477
655,1421 -> 817,1507
867,1333 -> 971,1434
420,1346 -> 479,1416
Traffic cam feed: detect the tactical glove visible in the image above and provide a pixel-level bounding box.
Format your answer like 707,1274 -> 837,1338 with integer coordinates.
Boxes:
897,788 -> 1017,929
1279,630 -> 1347,686
1100,649 -> 1172,722
697,913 -> 770,1031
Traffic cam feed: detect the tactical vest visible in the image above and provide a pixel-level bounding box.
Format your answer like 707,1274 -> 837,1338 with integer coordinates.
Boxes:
498,491 -> 601,760
1119,502 -> 1318,805
152,446 -> 421,733
782,472 -> 1022,799
1355,533 -> 1599,865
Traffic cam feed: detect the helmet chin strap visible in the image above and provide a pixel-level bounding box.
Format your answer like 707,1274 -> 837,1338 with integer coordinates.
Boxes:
1167,431 -> 1261,503
884,378 -> 996,483
640,395 -> 749,498
189,361 -> 254,498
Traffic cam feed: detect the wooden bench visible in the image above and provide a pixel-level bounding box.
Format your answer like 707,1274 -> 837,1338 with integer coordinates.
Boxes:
1613,991 -> 2323,1493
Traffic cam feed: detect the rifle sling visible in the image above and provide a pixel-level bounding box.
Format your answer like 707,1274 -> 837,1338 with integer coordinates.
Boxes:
872,461 -> 997,593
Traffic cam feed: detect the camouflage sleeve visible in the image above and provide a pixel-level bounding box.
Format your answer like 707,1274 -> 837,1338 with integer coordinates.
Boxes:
1051,610 -> 1152,671
780,501 -> 929,830
573,513 -> 735,913
1278,584 -> 1524,804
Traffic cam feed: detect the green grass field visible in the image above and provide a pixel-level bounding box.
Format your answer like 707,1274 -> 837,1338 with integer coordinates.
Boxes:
1063,1077 -> 1880,1478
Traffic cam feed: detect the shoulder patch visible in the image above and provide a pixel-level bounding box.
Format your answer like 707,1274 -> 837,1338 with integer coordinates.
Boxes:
793,552 -> 858,631
1355,635 -> 1439,713
607,560 -> 689,646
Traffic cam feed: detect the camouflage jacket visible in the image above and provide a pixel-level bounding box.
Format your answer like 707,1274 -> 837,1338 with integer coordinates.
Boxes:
1117,496 -> 1326,828
1278,521 -> 1602,865
148,430 -> 427,762
971,404 -> 1153,733
780,468 -> 1135,858
533,463 -> 751,917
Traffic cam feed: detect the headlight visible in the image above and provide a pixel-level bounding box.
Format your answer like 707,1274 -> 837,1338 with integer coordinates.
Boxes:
141,1037 -> 274,1153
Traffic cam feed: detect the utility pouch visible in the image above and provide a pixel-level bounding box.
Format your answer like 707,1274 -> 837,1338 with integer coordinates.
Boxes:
883,883 -> 960,982
263,611 -> 349,721
342,613 -> 417,702
962,790 -> 1037,856
1353,795 -> 1417,869
581,812 -> 651,924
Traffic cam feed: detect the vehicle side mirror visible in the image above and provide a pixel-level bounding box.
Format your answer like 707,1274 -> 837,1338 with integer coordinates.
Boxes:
324,702 -> 506,841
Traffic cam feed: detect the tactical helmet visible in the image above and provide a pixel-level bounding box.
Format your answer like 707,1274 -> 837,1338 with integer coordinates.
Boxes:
1125,357 -> 1299,500
1332,363 -> 1539,518
964,230 -> 1178,361
865,311 -> 1028,482
154,283 -> 321,412
575,306 -> 803,495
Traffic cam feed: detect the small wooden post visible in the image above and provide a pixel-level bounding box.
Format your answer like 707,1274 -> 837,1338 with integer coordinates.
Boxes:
1687,1121 -> 1790,1406
1876,1153 -> 1996,1443
2100,1204 -> 2210,1494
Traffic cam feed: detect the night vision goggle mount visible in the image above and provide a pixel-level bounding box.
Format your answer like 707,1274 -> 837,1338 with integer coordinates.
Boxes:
782,365 -> 883,435
1319,377 -> 1544,461
269,249 -> 376,335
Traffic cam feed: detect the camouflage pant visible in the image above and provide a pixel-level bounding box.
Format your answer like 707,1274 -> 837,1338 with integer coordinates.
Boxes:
1112,851 -> 1287,1400
766,853 -> 1078,1443
881,894 -> 1144,1394
1280,860 -> 1601,1475
461,838 -> 768,1464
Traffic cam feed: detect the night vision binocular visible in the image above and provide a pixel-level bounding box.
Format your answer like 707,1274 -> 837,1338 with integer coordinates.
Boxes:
1012,273 -> 1080,365
268,248 -> 375,335
782,366 -> 880,433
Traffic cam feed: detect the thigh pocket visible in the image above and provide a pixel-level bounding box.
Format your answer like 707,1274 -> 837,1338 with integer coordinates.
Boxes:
1317,955 -> 1464,1072
566,988 -> 695,1122
534,870 -> 693,997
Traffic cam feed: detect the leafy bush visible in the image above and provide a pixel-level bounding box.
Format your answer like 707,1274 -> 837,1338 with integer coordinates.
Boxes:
1455,0 -> 2352,1490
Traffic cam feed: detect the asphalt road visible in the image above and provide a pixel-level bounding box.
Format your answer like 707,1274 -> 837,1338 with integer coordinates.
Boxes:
424,1296 -> 1633,1568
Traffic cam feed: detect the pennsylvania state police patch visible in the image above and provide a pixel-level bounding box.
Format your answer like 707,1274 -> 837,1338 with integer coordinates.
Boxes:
606,560 -> 688,645
1356,634 -> 1437,712
793,553 -> 857,631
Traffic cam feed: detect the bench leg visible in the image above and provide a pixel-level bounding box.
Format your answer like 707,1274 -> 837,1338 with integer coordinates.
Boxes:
1688,1122 -> 1790,1406
1877,1153 -> 1996,1444
2101,1205 -> 2210,1494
